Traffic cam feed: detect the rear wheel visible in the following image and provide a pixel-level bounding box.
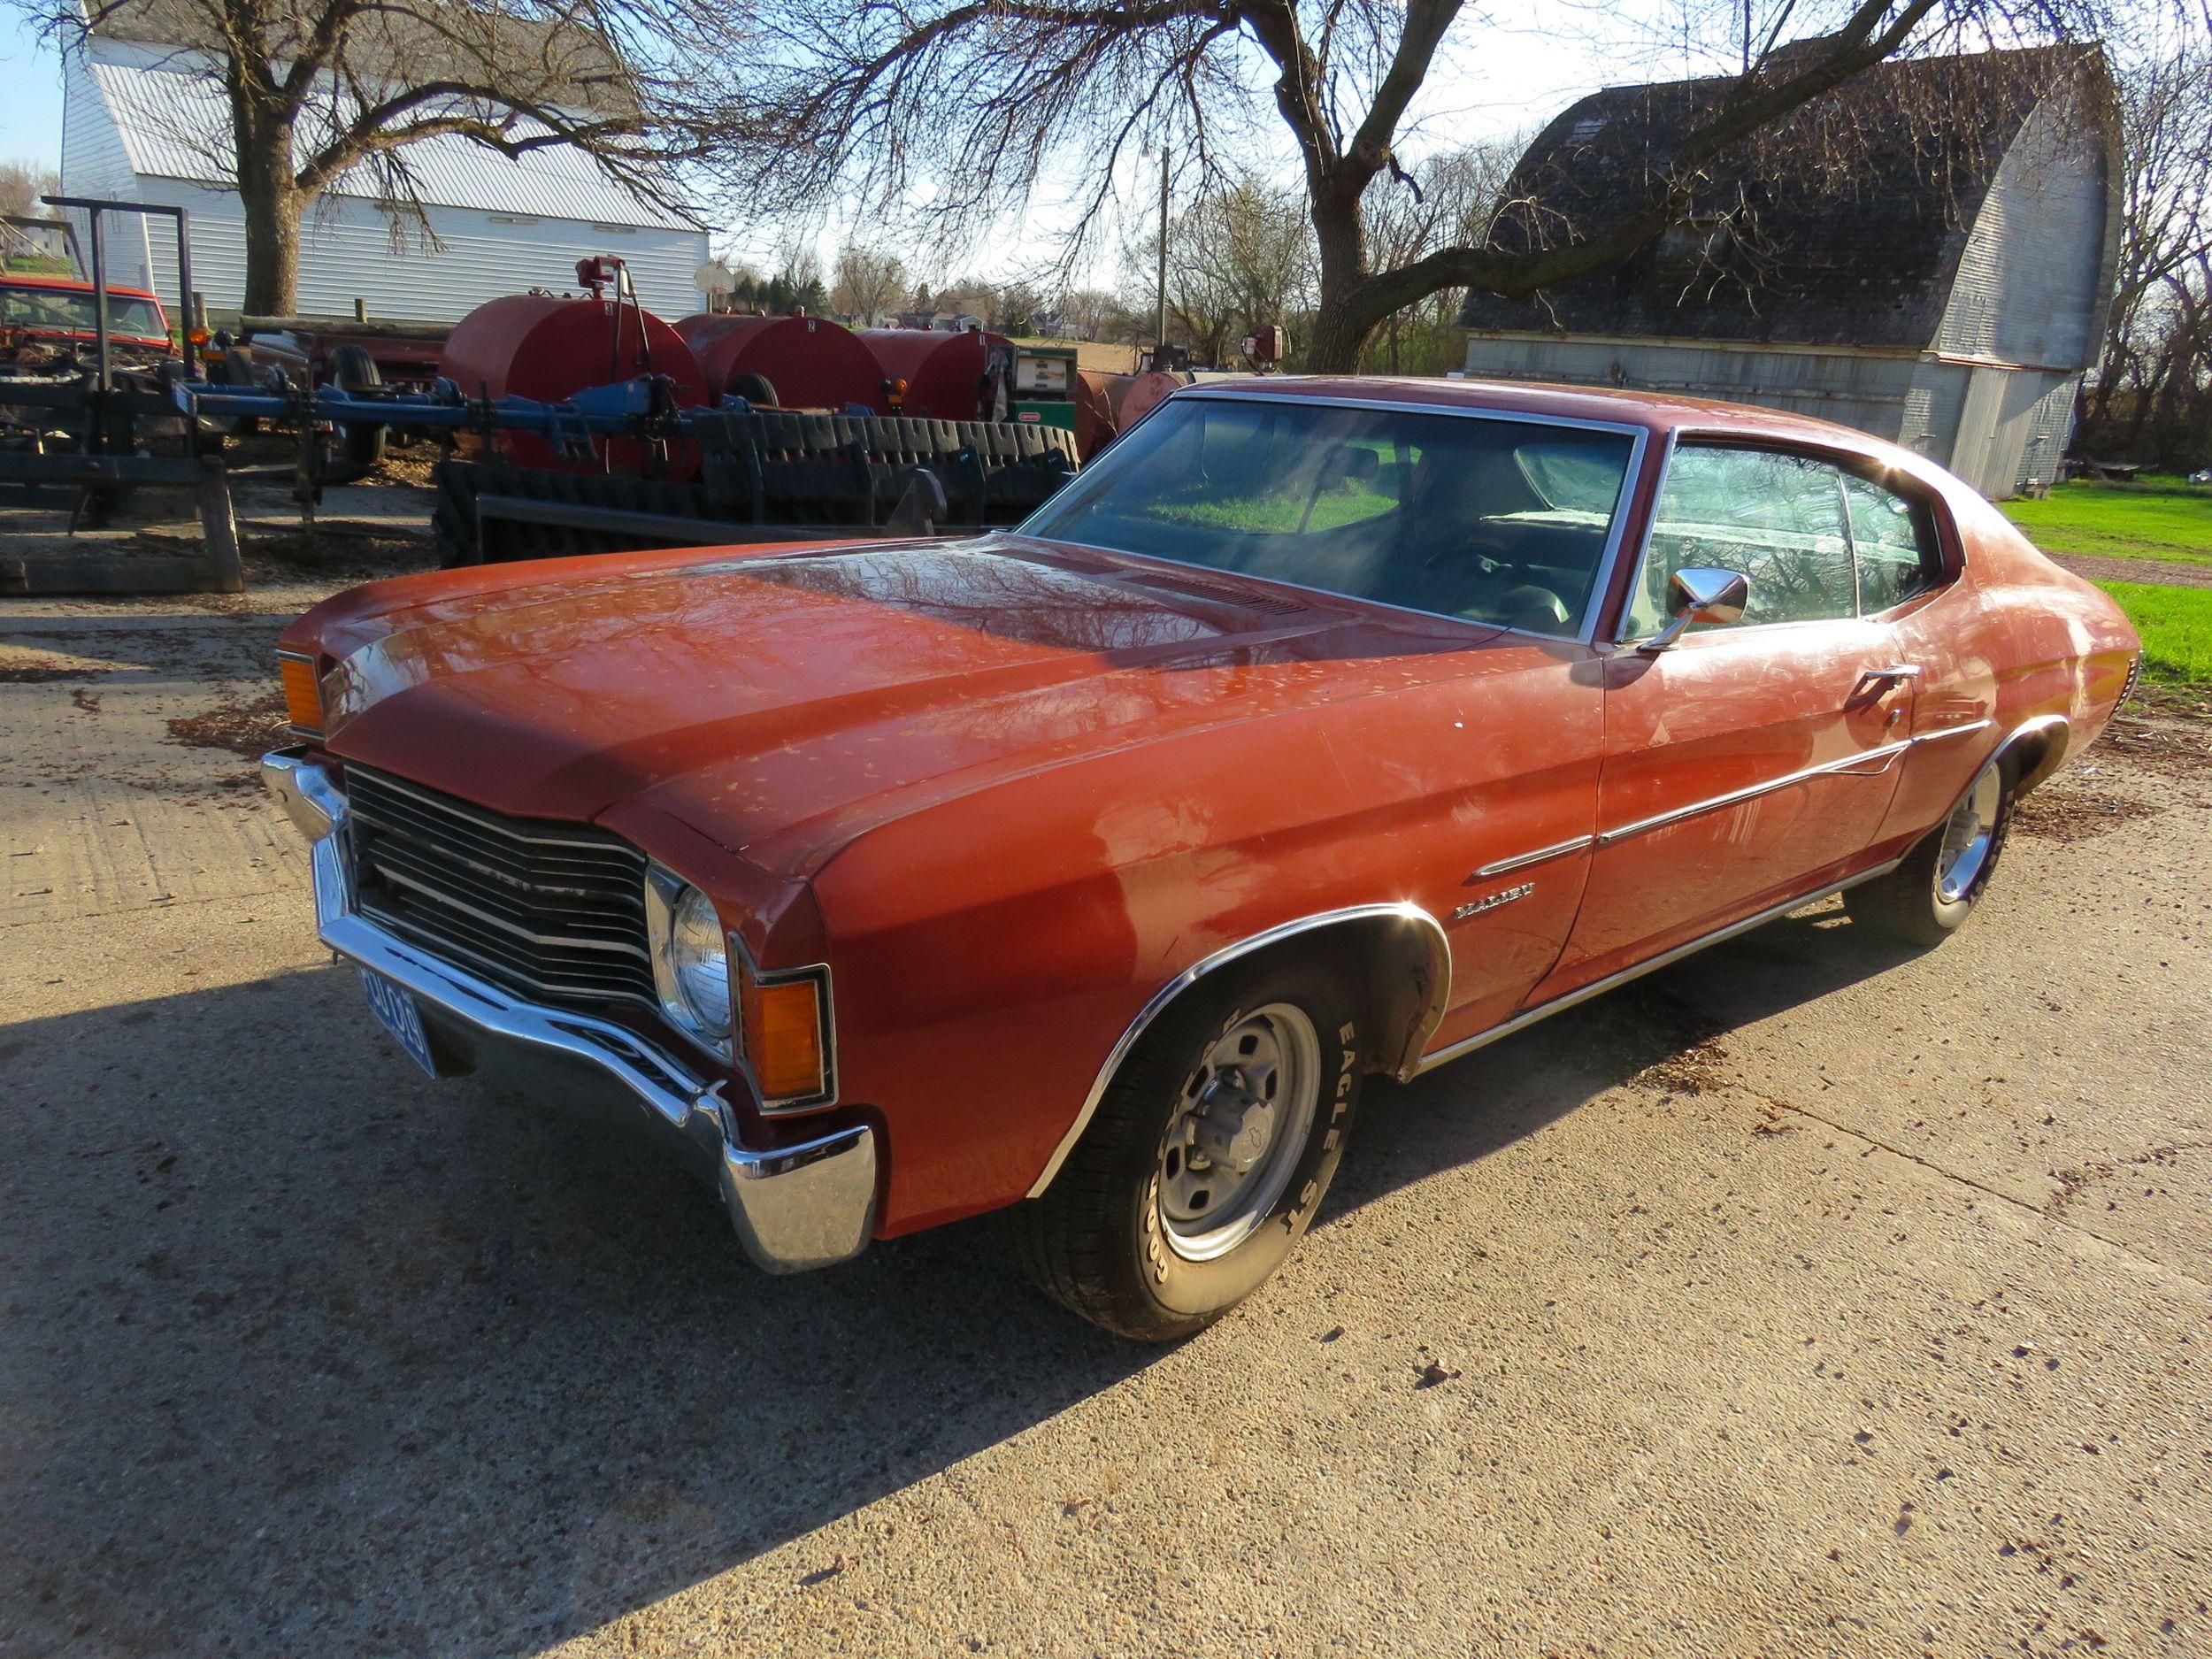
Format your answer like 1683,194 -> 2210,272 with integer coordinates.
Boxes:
1007,956 -> 1363,1341
1845,760 -> 2014,946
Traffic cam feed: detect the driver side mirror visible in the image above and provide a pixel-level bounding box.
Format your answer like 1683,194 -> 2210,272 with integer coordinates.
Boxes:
1636,567 -> 1750,653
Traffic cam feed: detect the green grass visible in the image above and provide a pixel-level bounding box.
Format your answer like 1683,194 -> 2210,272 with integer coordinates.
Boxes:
2095,580 -> 2212,685
2001,480 -> 2212,566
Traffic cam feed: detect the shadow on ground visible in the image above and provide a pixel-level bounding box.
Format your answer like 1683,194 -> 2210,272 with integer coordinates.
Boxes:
0,902 -> 1914,1656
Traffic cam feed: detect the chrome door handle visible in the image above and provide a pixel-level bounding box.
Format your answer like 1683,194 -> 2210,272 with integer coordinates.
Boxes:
1866,664 -> 1922,683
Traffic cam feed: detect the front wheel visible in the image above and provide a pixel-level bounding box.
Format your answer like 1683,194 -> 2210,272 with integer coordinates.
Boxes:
1845,760 -> 2014,946
1007,956 -> 1363,1341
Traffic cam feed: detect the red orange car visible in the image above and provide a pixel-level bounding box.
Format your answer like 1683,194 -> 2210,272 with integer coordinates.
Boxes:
262,379 -> 2139,1339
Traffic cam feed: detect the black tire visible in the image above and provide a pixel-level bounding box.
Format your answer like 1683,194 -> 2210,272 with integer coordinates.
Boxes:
327,342 -> 387,472
220,346 -> 261,434
1007,955 -> 1363,1341
728,372 -> 778,407
1845,760 -> 2015,946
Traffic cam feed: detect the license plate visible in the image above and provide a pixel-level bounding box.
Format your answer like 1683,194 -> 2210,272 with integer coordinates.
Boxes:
359,969 -> 442,1079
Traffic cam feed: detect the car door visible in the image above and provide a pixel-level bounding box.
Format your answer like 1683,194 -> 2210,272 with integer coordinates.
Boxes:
1532,442 -> 1920,998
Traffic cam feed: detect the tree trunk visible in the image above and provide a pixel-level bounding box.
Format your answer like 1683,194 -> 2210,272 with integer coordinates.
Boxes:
1304,188 -> 1380,374
236,123 -> 303,316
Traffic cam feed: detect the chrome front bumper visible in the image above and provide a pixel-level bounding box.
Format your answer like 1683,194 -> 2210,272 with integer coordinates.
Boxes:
261,748 -> 878,1273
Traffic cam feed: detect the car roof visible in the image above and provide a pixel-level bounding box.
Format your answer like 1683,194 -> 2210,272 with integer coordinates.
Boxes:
1179,373 -> 1909,465
1,272 -> 165,302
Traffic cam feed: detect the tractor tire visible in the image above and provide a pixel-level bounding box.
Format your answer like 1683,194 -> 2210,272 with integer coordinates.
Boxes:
327,342 -> 387,473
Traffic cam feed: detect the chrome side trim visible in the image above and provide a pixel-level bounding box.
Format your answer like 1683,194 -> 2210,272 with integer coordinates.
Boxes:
1412,855 -> 1906,1076
1915,719 -> 1996,745
1597,739 -> 1913,845
1594,720 -> 1993,848
1474,834 -> 1594,878
1025,902 -> 1451,1199
263,750 -> 876,1273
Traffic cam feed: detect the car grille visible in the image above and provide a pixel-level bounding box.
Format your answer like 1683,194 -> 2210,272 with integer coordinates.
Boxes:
346,765 -> 657,1011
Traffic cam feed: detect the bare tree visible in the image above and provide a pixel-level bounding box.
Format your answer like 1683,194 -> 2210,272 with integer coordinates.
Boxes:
832,241 -> 908,324
0,157 -> 62,219
1361,142 -> 1516,373
2080,39 -> 2212,459
1057,286 -> 1136,342
694,0 -> 2120,372
12,0 -> 723,312
1126,170 -> 1314,365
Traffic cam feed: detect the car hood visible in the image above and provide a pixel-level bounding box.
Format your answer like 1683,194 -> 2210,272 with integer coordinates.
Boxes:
318,535 -> 1481,874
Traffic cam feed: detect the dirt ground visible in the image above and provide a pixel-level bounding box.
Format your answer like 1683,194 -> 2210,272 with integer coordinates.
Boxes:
1,563 -> 2208,1659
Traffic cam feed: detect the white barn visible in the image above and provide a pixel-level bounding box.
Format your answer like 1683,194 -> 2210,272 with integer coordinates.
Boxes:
58,16 -> 711,322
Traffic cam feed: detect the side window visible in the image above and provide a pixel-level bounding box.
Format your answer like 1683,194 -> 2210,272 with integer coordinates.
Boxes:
1844,474 -> 1941,613
1623,447 -> 1859,637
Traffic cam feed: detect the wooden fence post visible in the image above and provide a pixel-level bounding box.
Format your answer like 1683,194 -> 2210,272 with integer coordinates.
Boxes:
196,454 -> 244,594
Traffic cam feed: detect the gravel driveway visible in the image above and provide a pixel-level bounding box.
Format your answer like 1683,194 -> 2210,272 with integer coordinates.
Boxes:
3,579 -> 2207,1658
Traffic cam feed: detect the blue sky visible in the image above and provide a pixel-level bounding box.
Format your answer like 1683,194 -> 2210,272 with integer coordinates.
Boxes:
4,18 -> 65,170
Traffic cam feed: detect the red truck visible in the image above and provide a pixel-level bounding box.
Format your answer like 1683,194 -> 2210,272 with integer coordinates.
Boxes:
0,271 -> 172,370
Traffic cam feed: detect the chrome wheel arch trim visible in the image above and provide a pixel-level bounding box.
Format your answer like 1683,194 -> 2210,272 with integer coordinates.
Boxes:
1025,901 -> 1451,1200
1989,711 -> 2070,795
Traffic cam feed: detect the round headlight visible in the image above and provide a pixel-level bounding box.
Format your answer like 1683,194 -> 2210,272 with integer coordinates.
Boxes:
667,885 -> 732,1040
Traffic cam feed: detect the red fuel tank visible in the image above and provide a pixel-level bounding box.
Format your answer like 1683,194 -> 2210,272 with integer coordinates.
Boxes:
1073,369 -> 1127,459
1113,368 -> 1193,432
675,313 -> 889,412
858,328 -> 1011,420
439,293 -> 708,478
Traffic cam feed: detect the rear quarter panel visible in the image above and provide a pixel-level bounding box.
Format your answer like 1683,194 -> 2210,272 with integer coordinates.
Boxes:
1878,478 -> 2138,844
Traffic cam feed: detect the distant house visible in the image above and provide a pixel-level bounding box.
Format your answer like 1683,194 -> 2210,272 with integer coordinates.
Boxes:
889,309 -> 987,334
58,0 -> 712,321
1460,46 -> 2121,497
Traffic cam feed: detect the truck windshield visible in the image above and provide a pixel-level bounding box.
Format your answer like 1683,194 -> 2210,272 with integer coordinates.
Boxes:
1022,396 -> 1638,634
0,283 -> 167,339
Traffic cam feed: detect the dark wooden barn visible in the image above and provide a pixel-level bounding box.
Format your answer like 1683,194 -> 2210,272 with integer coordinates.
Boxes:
1459,46 -> 2122,496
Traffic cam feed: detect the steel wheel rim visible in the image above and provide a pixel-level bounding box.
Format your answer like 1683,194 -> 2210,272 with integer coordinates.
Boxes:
1156,1002 -> 1321,1263
1935,766 -> 2003,903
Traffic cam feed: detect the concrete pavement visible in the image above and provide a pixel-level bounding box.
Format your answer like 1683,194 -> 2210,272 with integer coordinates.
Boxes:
2,580 -> 2206,1658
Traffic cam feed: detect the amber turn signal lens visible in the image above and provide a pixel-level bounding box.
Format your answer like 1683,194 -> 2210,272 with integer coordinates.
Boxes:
279,656 -> 323,733
749,979 -> 826,1102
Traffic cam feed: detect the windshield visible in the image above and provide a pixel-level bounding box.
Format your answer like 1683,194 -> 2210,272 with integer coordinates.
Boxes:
0,284 -> 167,339
1022,396 -> 1638,633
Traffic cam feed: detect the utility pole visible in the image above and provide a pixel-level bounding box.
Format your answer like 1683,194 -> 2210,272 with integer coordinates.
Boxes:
1154,149 -> 1169,371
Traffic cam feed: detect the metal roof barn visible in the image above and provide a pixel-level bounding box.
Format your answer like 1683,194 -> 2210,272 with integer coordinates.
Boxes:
60,32 -> 713,322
